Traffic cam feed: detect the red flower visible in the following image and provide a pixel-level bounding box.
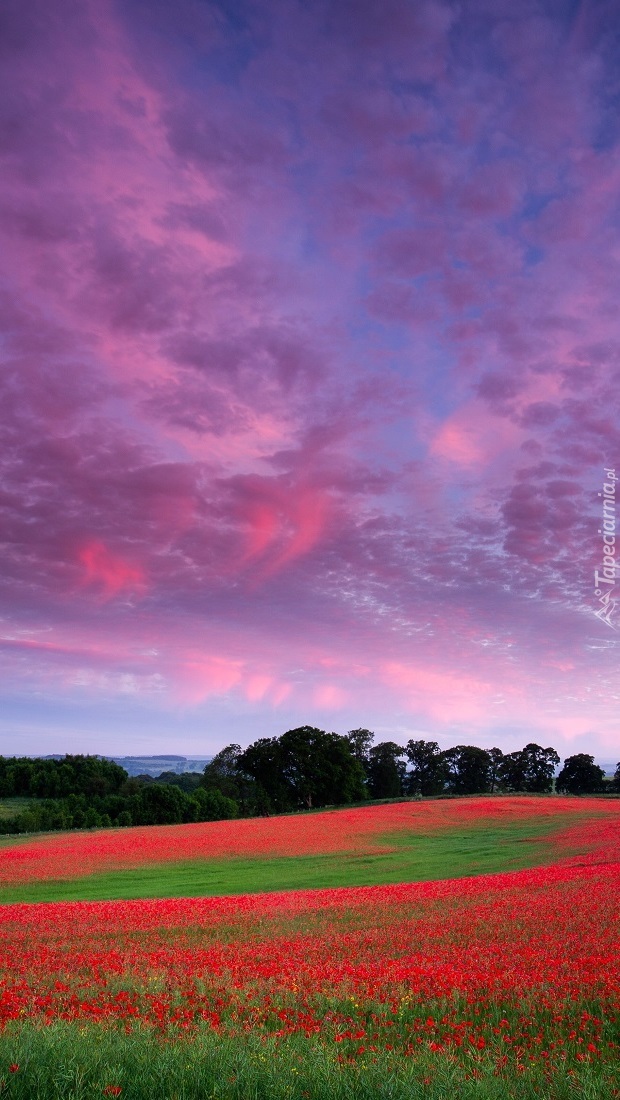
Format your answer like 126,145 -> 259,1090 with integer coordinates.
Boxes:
0,793 -> 618,1088
1,794 -> 616,884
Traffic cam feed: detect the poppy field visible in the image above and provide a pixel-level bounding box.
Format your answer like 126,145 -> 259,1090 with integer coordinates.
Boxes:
0,797 -> 619,1098
0,794 -> 611,903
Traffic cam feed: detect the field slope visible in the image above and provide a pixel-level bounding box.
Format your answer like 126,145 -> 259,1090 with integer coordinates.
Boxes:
1,797 -> 619,1099
0,794 -> 614,903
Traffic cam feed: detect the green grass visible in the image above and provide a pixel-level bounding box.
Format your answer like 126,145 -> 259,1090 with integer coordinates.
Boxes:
0,1020 -> 615,1100
0,817 -> 583,904
0,797 -> 38,821
0,810 -> 614,1098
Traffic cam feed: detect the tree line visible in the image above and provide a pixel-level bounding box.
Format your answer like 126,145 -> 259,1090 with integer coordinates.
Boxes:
0,732 -> 617,834
202,728 -> 617,814
0,755 -> 236,834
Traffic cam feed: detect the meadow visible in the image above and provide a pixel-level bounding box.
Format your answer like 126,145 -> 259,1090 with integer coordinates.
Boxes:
0,800 -> 38,823
0,796 -> 619,1098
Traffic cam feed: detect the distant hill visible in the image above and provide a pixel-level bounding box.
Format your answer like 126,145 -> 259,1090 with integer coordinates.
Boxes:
39,754 -> 213,776
107,756 -> 212,777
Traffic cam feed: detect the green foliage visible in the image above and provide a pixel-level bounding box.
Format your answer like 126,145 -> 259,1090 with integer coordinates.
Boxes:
1,734 -> 609,837
279,726 -> 366,808
193,786 -> 238,821
488,747 -> 505,792
150,771 -> 202,792
366,742 -> 406,798
405,740 -> 447,796
202,744 -> 243,798
556,754 -> 606,795
498,744 -> 560,794
0,798 -> 38,821
238,737 -> 290,812
0,755 -> 127,800
201,743 -> 260,813
0,755 -> 240,835
238,727 -> 367,811
345,728 -> 375,769
443,746 -> 492,795
0,1016 -> 615,1100
134,783 -> 190,825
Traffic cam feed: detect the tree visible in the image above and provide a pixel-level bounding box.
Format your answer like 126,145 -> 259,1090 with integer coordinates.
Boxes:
498,743 -> 559,793
346,729 -> 375,772
71,756 -> 127,797
0,758 -> 35,796
201,745 -> 244,800
135,783 -> 191,825
237,737 -> 290,812
154,771 -> 201,793
488,748 -> 505,793
556,754 -> 606,795
202,743 -> 260,814
0,755 -> 127,799
278,726 -> 366,809
614,762 -> 620,794
366,742 -> 406,799
443,746 -> 492,795
192,787 -> 238,821
239,727 -> 366,811
405,740 -> 447,796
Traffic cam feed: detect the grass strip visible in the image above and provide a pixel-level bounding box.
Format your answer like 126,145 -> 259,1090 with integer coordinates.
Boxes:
0,819 -> 583,904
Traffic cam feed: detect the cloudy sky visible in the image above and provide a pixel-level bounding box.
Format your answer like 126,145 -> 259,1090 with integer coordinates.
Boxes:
1,0 -> 619,761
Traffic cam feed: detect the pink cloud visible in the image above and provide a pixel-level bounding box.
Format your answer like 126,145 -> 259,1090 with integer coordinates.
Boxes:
175,655 -> 243,705
0,0 -> 619,759
244,675 -> 274,703
77,541 -> 146,600
430,420 -> 485,467
232,480 -> 333,581
382,662 -> 498,725
313,684 -> 348,709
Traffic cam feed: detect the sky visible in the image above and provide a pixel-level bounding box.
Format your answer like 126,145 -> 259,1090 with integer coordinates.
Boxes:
1,0 -> 619,763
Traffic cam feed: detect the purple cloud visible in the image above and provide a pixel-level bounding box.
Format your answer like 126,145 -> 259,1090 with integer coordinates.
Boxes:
0,0 -> 618,761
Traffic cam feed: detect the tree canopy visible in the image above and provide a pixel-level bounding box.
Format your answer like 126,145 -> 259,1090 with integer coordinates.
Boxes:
405,740 -> 447,796
443,746 -> 493,795
556,754 -> 606,795
498,744 -> 560,793
0,734 -> 612,837
238,726 -> 366,811
366,742 -> 407,799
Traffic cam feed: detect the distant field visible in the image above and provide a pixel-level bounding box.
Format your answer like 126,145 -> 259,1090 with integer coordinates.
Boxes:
0,794 -> 616,903
0,796 -> 38,820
